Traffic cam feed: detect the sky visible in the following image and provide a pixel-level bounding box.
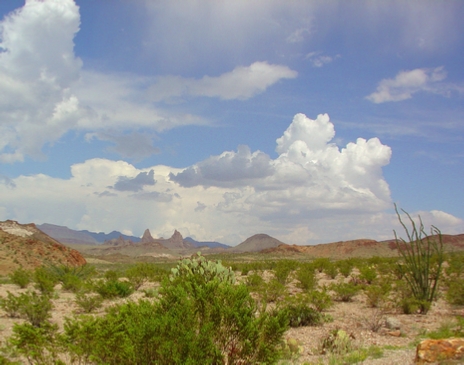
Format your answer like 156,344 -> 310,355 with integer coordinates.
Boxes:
0,0 -> 463,246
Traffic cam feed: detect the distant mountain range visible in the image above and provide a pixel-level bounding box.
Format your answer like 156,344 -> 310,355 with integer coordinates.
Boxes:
37,223 -> 230,249
17,222 -> 464,259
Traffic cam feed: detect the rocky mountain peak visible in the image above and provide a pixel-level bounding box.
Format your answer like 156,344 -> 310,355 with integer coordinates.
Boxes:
141,229 -> 154,243
171,229 -> 183,243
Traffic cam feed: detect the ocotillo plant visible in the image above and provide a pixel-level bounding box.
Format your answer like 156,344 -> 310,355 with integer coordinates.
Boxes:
394,204 -> 444,314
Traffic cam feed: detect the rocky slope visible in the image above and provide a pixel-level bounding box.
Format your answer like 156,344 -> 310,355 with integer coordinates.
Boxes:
0,220 -> 86,275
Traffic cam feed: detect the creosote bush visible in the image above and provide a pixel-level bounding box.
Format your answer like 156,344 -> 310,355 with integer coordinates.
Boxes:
8,268 -> 31,289
60,254 -> 288,364
0,291 -> 53,327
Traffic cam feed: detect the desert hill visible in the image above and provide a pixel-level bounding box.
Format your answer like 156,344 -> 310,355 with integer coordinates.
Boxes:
261,234 -> 464,259
229,234 -> 285,253
0,220 -> 86,275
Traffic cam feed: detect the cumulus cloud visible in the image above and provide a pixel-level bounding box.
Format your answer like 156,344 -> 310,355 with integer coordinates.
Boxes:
113,170 -> 156,192
0,0 -> 83,162
1,2 -> 295,163
170,145 -> 274,188
366,67 -> 447,103
171,113 -> 392,218
148,62 -> 297,102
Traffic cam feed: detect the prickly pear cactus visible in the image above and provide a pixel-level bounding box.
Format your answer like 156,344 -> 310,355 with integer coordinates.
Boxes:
170,253 -> 235,284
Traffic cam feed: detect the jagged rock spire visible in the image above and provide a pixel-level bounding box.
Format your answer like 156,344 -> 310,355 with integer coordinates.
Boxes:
141,229 -> 154,243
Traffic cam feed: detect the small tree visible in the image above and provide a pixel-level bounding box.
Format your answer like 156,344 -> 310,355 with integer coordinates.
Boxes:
394,205 -> 444,314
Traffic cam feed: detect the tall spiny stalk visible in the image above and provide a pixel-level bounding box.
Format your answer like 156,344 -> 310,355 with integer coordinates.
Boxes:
394,204 -> 444,314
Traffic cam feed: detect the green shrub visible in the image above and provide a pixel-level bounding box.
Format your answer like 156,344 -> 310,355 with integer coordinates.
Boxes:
245,272 -> 265,292
393,205 -> 445,314
95,279 -> 134,299
273,260 -> 298,285
337,260 -> 354,278
74,292 -> 104,313
364,281 -> 392,308
400,297 -> 426,314
8,268 -> 31,289
60,273 -> 84,293
8,321 -> 61,365
33,267 -> 58,295
0,292 -> 23,318
63,255 -> 288,365
264,278 -> 287,303
446,278 -> 464,306
280,295 -> 326,327
358,265 -> 377,284
445,253 -> 464,277
323,262 -> 339,279
307,288 -> 333,312
125,263 -> 156,290
0,291 -> 53,327
296,263 -> 317,291
313,258 -> 331,273
103,270 -> 120,282
142,287 -> 159,298
330,281 -> 361,302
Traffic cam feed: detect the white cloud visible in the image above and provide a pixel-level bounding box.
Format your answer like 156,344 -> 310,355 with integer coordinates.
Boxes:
366,67 -> 447,103
85,130 -> 160,161
0,0 -> 83,162
170,113 -> 393,229
148,62 -> 297,102
0,2 -> 294,163
305,52 -> 339,67
286,27 -> 311,43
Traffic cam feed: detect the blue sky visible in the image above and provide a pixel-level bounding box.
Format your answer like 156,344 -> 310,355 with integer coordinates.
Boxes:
0,0 -> 463,245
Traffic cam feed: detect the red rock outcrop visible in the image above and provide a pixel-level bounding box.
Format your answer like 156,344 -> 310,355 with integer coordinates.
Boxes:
416,338 -> 464,364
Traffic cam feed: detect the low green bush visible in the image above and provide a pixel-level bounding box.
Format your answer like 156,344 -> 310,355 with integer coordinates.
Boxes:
125,263 -> 156,290
446,278 -> 464,306
358,265 -> 377,284
8,268 -> 31,289
296,263 -> 317,291
280,295 -> 327,327
307,288 -> 333,312
363,279 -> 392,308
264,278 -> 287,303
74,292 -> 104,313
273,259 -> 298,285
8,321 -> 61,364
0,291 -> 53,327
312,258 -> 331,273
62,255 -> 288,364
337,260 -> 354,278
0,292 -> 23,318
245,272 -> 265,292
94,279 -> 134,299
33,267 -> 58,295
330,281 -> 361,302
